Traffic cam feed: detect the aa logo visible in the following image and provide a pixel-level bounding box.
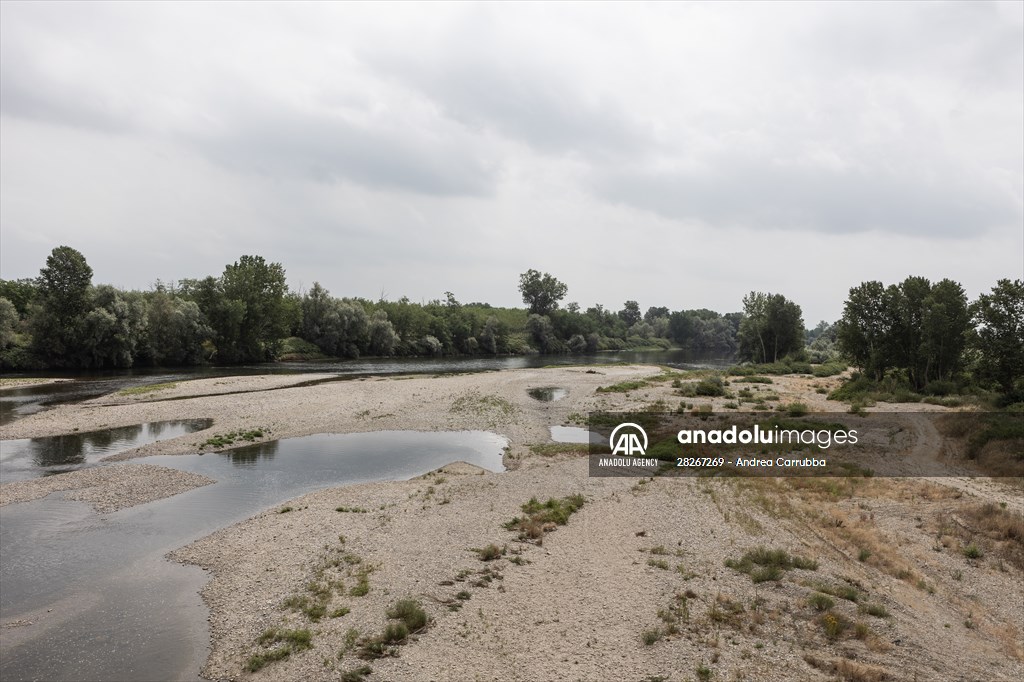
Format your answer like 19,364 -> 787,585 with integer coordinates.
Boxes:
609,423 -> 648,456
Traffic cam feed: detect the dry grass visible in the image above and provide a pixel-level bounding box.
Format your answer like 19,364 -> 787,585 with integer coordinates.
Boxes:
959,502 -> 1024,570
804,655 -> 889,681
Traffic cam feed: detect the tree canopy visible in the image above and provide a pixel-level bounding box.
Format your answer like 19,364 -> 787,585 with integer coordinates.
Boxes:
518,269 -> 568,316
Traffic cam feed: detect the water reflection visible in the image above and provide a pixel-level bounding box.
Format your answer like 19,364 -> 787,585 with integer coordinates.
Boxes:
528,387 -> 569,402
1,349 -> 733,427
0,430 -> 506,682
0,419 -> 212,482
217,439 -> 279,465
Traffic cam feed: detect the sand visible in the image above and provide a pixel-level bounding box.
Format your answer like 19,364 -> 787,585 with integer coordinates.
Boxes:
2,365 -> 1022,681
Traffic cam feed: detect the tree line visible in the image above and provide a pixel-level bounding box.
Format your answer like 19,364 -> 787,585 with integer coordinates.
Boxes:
1,246 -> 1019,405
0,247 -> 761,370
836,276 -> 1023,401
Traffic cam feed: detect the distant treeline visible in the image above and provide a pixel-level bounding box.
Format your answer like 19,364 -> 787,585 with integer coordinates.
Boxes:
0,247 -> 755,370
0,247 -> 1020,405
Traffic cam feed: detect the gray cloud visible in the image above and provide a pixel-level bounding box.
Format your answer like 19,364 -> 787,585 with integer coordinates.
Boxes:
596,153 -> 1019,237
1,2 -> 1021,324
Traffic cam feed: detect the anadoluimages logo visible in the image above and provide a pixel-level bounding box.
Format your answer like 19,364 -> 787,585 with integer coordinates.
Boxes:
609,422 -> 648,456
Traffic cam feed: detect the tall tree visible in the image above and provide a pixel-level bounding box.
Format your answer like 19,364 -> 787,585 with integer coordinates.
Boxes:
31,246 -> 94,365
518,270 -> 568,316
618,300 -> 641,327
921,279 -> 969,384
972,279 -> 1024,396
738,292 -> 804,362
219,255 -> 289,362
837,281 -> 892,380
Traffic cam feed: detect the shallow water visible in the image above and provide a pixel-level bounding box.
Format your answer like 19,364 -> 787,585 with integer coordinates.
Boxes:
0,349 -> 732,426
0,419 -> 213,482
528,386 -> 569,402
550,425 -> 602,444
0,430 -> 506,682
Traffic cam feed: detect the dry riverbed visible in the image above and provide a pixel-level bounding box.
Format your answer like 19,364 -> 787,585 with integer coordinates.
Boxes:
2,365 -> 1022,681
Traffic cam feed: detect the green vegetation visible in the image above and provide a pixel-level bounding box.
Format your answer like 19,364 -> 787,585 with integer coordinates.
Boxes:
246,628 -> 312,672
833,277 -> 1023,405
807,593 -> 835,611
528,442 -> 590,457
738,291 -> 804,363
859,603 -> 890,618
340,666 -> 373,682
725,547 -> 818,583
200,428 -> 267,449
504,494 -> 586,542
641,628 -> 663,646
356,599 -> 429,660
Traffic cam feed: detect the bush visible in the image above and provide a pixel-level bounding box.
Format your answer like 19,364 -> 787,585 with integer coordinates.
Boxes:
691,376 -> 726,396
725,547 -> 817,582
811,363 -> 846,378
382,622 -> 409,643
387,598 -> 428,631
783,402 -> 809,417
808,593 -> 835,611
641,628 -> 663,645
962,544 -> 983,560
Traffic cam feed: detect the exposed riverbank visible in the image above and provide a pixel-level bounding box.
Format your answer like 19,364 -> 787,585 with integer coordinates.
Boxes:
2,365 -> 1022,681
0,463 -> 214,512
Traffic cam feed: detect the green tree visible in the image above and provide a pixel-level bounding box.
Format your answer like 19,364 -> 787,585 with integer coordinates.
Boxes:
618,300 -> 641,327
0,279 -> 37,318
738,292 -> 804,362
836,281 -> 892,380
31,246 -> 94,365
518,270 -> 568,316
143,291 -> 212,365
299,283 -> 368,358
0,298 -> 17,350
220,255 -> 289,361
366,310 -> 399,356
972,279 -> 1024,397
920,279 -> 970,385
78,286 -> 148,368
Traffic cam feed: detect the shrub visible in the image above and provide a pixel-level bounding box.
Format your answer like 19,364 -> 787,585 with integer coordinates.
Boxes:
476,543 -> 505,561
963,544 -> 983,560
340,666 -> 374,682
784,402 -> 809,417
695,376 -> 726,397
382,622 -> 408,644
808,593 -> 835,612
387,599 -> 428,631
641,628 -> 663,645
819,611 -> 850,641
859,603 -> 890,618
725,547 -> 817,582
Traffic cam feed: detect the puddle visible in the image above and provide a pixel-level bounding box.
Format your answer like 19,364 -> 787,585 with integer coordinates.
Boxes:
0,429 -> 505,682
0,419 -> 213,482
549,425 -> 602,444
528,387 -> 569,402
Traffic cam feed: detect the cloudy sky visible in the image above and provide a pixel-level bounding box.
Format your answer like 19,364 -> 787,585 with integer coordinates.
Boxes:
1,1 -> 1021,324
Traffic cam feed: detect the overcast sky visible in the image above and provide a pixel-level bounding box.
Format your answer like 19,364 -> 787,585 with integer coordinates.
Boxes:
1,1 -> 1021,324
